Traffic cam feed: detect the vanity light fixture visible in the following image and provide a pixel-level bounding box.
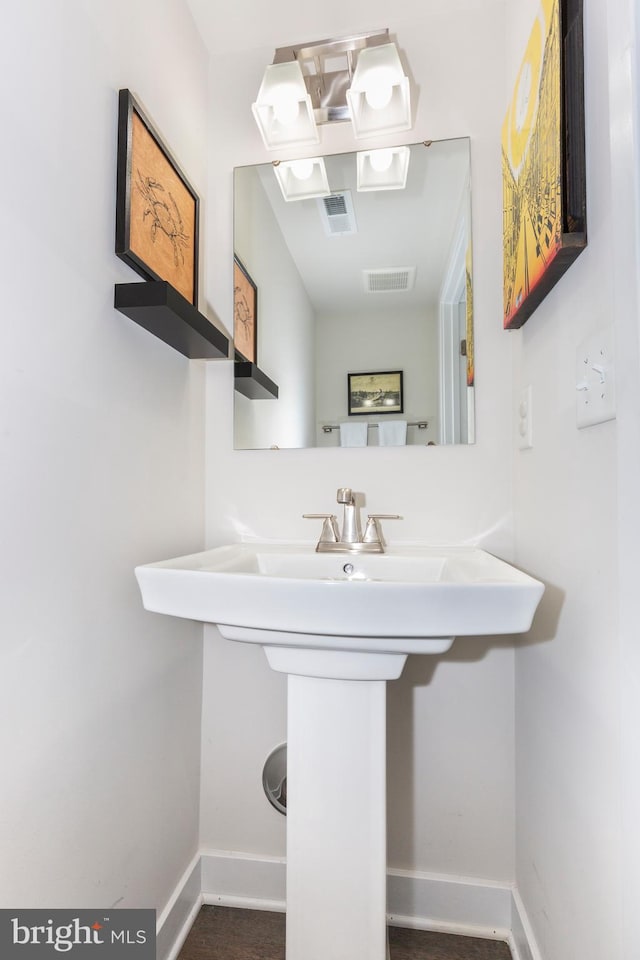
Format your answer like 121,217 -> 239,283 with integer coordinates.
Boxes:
346,43 -> 411,138
272,156 -> 331,201
252,61 -> 319,150
252,29 -> 412,149
356,145 -> 411,191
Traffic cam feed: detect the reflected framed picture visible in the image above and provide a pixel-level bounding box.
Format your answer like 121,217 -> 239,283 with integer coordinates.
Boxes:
348,370 -> 404,416
233,256 -> 257,363
116,89 -> 199,305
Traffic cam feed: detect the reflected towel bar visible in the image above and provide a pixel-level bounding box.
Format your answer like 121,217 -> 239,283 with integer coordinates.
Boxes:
321,420 -> 429,433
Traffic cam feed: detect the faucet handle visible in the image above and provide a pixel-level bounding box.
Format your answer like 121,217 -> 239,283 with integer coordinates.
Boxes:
303,513 -> 340,543
363,514 -> 401,545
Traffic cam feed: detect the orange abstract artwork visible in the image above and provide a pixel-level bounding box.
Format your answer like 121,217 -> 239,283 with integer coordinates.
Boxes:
233,257 -> 257,364
116,90 -> 199,306
129,113 -> 196,304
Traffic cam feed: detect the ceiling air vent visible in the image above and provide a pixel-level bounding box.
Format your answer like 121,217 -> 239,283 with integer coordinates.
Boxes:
362,266 -> 416,293
317,190 -> 357,237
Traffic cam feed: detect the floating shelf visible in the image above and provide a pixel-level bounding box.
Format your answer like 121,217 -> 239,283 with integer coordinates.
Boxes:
234,361 -> 279,400
114,281 -> 229,360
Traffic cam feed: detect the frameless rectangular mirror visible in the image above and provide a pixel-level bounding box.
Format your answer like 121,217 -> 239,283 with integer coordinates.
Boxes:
233,137 -> 474,449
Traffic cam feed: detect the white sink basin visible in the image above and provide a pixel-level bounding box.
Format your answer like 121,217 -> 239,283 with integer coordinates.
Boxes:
135,540 -> 543,960
135,542 -> 543,675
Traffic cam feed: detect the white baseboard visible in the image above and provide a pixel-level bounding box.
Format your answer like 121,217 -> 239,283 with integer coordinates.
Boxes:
510,887 -> 544,960
159,851 -> 540,960
156,853 -> 203,960
387,867 -> 512,939
201,849 -> 286,913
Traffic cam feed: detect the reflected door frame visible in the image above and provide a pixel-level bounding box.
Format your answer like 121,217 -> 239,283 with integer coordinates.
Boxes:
439,212 -> 469,444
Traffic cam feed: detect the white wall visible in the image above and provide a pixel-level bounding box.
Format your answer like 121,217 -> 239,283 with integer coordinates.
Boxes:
5,2 -> 636,949
201,0 -> 518,882
608,6 -> 640,960
509,0 -> 639,957
233,166 -> 316,448
0,0 -> 208,914
315,306 -> 439,446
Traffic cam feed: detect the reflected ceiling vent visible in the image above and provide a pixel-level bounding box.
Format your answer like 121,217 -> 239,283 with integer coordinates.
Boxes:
362,266 -> 416,293
317,190 -> 357,236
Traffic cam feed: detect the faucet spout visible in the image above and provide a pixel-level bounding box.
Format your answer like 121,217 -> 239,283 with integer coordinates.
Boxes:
336,487 -> 362,543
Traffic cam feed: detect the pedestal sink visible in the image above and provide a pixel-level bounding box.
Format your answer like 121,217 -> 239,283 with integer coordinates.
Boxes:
135,542 -> 543,960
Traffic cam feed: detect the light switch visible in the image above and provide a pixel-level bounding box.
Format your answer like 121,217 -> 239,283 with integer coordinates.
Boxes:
518,384 -> 533,449
576,328 -> 616,428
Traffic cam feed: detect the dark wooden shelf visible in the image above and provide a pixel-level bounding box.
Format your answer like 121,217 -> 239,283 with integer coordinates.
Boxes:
234,361 -> 279,399
114,281 -> 229,359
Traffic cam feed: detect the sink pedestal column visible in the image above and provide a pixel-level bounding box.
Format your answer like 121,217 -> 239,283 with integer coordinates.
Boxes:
266,649 -> 409,960
287,674 -> 387,960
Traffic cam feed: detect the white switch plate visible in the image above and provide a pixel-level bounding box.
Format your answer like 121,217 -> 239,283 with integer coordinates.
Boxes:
576,328 -> 616,428
518,384 -> 533,449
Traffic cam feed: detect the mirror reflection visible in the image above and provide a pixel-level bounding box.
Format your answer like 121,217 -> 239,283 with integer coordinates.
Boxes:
233,138 -> 474,450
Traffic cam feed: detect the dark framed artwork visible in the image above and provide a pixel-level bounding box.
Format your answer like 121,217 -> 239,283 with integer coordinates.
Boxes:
502,0 -> 586,329
348,371 -> 404,416
116,89 -> 199,305
233,256 -> 258,364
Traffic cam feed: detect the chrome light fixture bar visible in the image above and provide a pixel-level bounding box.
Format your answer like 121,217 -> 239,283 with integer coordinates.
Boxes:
252,28 -> 412,149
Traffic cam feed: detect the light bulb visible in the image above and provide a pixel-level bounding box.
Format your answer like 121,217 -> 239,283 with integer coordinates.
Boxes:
289,158 -> 315,180
369,149 -> 394,172
271,86 -> 300,126
364,68 -> 395,110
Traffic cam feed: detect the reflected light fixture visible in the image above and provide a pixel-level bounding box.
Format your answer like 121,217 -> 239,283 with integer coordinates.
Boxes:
252,29 -> 412,149
356,145 -> 411,191
272,156 -> 331,201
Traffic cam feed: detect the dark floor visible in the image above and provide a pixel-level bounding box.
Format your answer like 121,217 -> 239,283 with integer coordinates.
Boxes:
178,905 -> 512,960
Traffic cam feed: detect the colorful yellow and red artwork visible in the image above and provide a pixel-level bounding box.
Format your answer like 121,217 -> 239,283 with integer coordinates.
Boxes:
502,0 -> 562,329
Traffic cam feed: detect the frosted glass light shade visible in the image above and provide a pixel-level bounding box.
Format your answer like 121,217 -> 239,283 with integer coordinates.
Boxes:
273,157 -> 331,201
252,61 -> 319,149
357,146 -> 411,190
346,43 -> 411,139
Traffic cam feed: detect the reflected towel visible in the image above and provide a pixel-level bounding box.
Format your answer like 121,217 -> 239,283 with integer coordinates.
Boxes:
378,420 -> 407,446
339,422 -> 369,447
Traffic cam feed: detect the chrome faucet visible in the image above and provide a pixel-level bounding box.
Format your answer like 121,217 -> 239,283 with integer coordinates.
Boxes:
304,488 -> 400,554
336,487 -> 361,543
